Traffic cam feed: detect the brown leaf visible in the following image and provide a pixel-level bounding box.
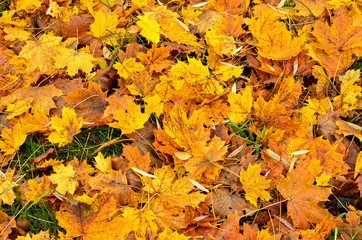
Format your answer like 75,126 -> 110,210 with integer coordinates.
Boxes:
317,111 -> 340,142
0,85 -> 63,114
29,148 -> 55,164
206,188 -> 246,218
52,15 -> 93,40
65,82 -> 107,123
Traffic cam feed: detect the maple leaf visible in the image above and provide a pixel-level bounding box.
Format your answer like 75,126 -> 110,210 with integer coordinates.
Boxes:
114,57 -> 145,79
205,28 -> 236,56
0,123 -> 27,156
54,47 -> 95,76
144,94 -> 164,117
48,107 -> 83,147
239,163 -> 272,207
88,169 -> 138,206
0,171 -> 18,205
354,152 -> 362,179
49,163 -> 78,195
5,98 -> 32,120
307,47 -> 355,78
312,15 -> 362,54
141,165 -> 206,209
15,230 -> 50,240
145,6 -> 201,47
57,194 -> 123,239
212,213 -> 243,239
158,228 -> 190,240
90,10 -> 119,38
127,70 -> 156,96
277,159 -> 331,229
299,214 -> 335,240
65,82 -> 107,123
0,85 -> 63,115
110,101 -> 149,134
16,0 -> 42,12
227,86 -> 253,124
249,5 -> 306,60
94,152 -> 112,173
206,188 -> 246,218
0,210 -> 16,240
333,70 -> 362,114
120,207 -> 160,240
183,136 -> 228,180
100,0 -> 118,8
19,33 -> 62,74
137,13 -> 161,44
214,63 -> 243,82
335,119 -> 362,142
163,104 -> 209,152
214,15 -> 245,38
294,0 -> 328,17
19,176 -> 52,202
122,145 -> 151,172
209,0 -> 245,15
3,26 -> 31,42
137,44 -> 172,73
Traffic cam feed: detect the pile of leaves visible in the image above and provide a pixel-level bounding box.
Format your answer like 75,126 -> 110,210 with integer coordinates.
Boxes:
0,0 -> 362,239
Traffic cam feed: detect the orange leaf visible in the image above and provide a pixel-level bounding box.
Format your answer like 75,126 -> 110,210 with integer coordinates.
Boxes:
57,194 -> 123,239
65,82 -> 107,123
122,145 -> 151,172
48,107 -> 83,147
277,159 -> 331,229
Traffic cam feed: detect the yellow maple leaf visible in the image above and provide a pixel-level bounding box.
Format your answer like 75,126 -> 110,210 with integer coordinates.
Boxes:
110,101 -> 149,134
299,214 -> 335,240
170,57 -> 224,95
145,6 -> 200,47
137,13 -> 161,43
227,86 -> 253,124
333,70 -> 362,114
16,0 -> 42,11
90,10 -> 118,38
49,163 -> 78,195
5,98 -> 33,120
20,176 -> 52,202
239,163 -> 272,207
164,104 -> 209,151
0,172 -> 18,205
113,58 -> 145,79
48,107 -> 83,147
141,165 -> 206,209
120,207 -> 161,239
0,10 -> 28,27
15,230 -> 50,240
20,33 -> 62,74
248,5 -> 306,60
205,28 -> 236,56
54,47 -> 95,76
214,64 -> 244,82
316,173 -> 332,186
100,0 -> 120,8
0,85 -> 63,115
94,152 -> 112,173
3,26 -> 31,42
144,94 -> 163,117
0,123 -> 27,155
355,152 -> 362,179
158,228 -> 190,240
